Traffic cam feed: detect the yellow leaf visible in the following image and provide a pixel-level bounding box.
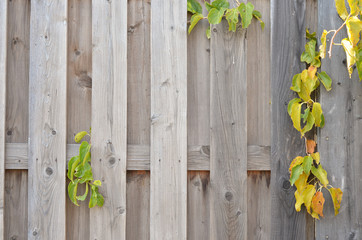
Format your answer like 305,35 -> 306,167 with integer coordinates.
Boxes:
295,173 -> 309,192
312,102 -> 324,127
311,191 -> 325,219
320,30 -> 328,59
341,38 -> 357,78
347,0 -> 360,15
303,185 -> 316,213
289,156 -> 304,172
290,102 -> 302,132
311,152 -> 320,164
307,66 -> 317,79
335,0 -> 349,20
328,188 -> 343,215
295,190 -> 304,212
346,16 -> 362,47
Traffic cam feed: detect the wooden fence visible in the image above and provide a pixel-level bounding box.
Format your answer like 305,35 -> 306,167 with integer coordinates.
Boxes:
0,0 -> 360,239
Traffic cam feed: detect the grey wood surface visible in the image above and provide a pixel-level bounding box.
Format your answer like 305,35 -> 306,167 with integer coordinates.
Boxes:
28,1 -> 67,239
90,0 -> 128,239
210,17 -> 248,239
126,0 -> 151,238
271,0 -> 311,239
317,1 -> 362,239
150,1 -> 188,239
0,1 -> 8,238
4,1 -> 30,239
66,0 -> 92,239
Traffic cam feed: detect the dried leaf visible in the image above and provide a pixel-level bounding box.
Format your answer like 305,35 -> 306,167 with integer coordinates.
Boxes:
311,191 -> 325,219
329,188 -> 343,215
306,139 -> 317,154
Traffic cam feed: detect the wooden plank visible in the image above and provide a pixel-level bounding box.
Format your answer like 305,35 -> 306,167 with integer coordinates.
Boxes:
28,0 -> 67,239
209,9 -> 248,239
187,1 -> 210,237
150,0 -> 187,239
5,143 -> 270,171
0,1 -> 8,238
246,0 -> 271,239
66,0 -> 92,239
317,1 -> 362,239
4,1 -> 30,239
270,1 -> 310,239
126,0 -> 151,238
90,1 -> 127,239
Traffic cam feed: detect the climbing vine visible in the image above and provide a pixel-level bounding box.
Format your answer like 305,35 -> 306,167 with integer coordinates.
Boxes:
187,0 -> 264,38
288,0 -> 362,219
67,130 -> 104,208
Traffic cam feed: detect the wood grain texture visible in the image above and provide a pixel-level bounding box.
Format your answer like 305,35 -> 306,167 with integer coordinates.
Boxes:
0,1 -> 8,238
150,0 -> 187,239
4,1 -> 30,239
210,16 -> 248,239
28,1 -> 67,239
317,1 -> 362,239
187,2 -> 210,237
270,1 -> 310,239
246,0 -> 271,239
126,0 -> 151,238
91,1 -> 128,239
66,0 -> 92,239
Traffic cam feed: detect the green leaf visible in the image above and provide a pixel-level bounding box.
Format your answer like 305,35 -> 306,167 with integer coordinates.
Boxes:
328,187 -> 343,215
76,182 -> 89,201
290,73 -> 302,92
210,0 -> 229,10
187,0 -> 203,14
97,193 -> 104,207
68,179 -> 79,206
301,39 -> 316,64
301,107 -> 310,124
302,156 -> 313,174
306,29 -> 317,40
289,156 -> 304,172
206,26 -> 211,39
320,30 -> 328,59
225,8 -> 239,32
238,2 -> 254,29
301,109 -> 315,136
335,0 -> 349,20
205,2 -> 213,11
311,165 -> 329,187
318,71 -> 332,91
189,13 -> 204,34
290,101 -> 302,132
312,102 -> 324,128
89,186 -> 98,208
83,151 -> 91,165
252,10 -> 261,18
207,8 -> 225,25
79,141 -> 90,165
342,38 -> 357,78
356,48 -> 362,81
346,16 -> 362,47
75,131 -> 88,143
252,10 -> 264,30
93,180 -> 102,186
79,168 -> 93,184
67,156 -> 80,182
75,162 -> 92,178
290,165 -> 304,186
288,98 -> 301,115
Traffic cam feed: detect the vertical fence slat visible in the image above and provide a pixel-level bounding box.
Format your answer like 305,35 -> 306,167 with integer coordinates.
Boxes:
270,1 -> 310,239
150,1 -> 187,239
90,1 -> 127,239
209,15 -> 248,240
28,1 -> 67,239
0,1 -> 8,238
317,1 -> 362,238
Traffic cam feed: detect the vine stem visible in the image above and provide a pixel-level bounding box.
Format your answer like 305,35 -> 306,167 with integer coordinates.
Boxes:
328,15 -> 350,58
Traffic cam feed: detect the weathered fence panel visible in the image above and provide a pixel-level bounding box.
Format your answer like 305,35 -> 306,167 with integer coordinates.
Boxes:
317,0 -> 362,239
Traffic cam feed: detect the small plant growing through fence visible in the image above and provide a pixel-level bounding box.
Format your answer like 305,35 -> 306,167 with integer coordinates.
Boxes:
67,130 -> 104,208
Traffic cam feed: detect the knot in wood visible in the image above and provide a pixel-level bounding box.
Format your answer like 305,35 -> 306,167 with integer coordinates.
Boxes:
225,191 -> 233,201
45,167 -> 53,176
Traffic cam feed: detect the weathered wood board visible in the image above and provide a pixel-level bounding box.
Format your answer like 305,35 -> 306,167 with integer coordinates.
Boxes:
28,0 -> 68,239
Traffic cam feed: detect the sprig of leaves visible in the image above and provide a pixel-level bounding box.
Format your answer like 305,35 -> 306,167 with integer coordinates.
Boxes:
67,130 -> 104,208
288,30 -> 343,219
187,0 -> 264,38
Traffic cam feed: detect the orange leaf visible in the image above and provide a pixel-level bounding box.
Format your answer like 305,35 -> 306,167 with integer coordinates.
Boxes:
306,139 -> 317,154
289,156 -> 304,172
308,66 -> 317,79
311,191 -> 325,219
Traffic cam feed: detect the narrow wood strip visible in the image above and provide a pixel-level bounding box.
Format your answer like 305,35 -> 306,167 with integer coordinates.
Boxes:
209,11 -> 248,239
90,1 -> 127,239
150,1 -> 187,239
5,143 -> 271,171
0,1 -> 8,237
28,1 -> 67,239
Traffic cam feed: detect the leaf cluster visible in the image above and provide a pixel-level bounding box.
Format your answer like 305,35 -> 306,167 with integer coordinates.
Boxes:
67,130 -> 104,208
187,0 -> 264,38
